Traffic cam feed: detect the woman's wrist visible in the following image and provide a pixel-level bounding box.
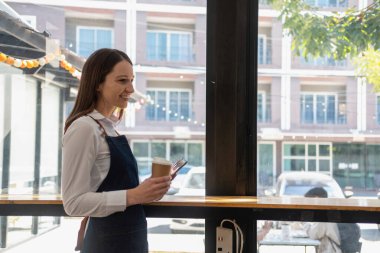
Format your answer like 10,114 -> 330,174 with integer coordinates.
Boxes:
126,188 -> 138,206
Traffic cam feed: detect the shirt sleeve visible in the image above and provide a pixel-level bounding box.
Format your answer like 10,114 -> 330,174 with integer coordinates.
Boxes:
61,119 -> 127,217
307,222 -> 327,240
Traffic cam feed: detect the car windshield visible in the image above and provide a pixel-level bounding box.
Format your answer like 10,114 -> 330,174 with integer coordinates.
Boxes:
283,185 -> 342,198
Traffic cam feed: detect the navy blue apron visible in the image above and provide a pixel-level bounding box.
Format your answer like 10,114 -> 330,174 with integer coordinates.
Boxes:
81,116 -> 148,253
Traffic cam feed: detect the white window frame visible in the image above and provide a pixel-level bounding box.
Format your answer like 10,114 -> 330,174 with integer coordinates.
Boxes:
147,30 -> 193,62
282,142 -> 332,175
146,88 -> 193,122
131,140 -> 205,166
305,0 -> 348,7
376,94 -> 380,125
301,92 -> 338,124
257,90 -> 266,122
257,141 -> 276,188
258,34 -> 267,65
76,26 -> 114,56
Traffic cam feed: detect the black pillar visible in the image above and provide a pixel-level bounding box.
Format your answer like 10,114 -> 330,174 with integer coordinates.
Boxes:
206,0 -> 258,252
31,81 -> 42,235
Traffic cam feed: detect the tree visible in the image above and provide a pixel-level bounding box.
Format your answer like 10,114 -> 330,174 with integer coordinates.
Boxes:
268,0 -> 380,91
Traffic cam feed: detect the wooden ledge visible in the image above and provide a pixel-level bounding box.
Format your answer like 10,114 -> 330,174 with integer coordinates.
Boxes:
1,195 -> 380,212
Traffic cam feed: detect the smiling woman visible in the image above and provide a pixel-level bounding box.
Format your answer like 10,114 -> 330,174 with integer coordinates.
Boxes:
62,48 -> 172,253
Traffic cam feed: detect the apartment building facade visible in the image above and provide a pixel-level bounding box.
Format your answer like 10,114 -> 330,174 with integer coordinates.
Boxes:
3,0 -> 379,194
258,0 -> 380,193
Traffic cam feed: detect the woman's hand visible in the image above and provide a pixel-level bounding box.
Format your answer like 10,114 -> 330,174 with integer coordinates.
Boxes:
127,176 -> 171,206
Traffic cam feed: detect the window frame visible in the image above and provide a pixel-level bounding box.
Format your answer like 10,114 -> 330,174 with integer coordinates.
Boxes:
145,88 -> 192,122
282,142 -> 333,175
76,26 -> 114,57
146,29 -> 193,62
300,92 -> 339,124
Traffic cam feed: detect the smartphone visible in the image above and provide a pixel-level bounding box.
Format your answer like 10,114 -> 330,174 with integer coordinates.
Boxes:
171,158 -> 188,180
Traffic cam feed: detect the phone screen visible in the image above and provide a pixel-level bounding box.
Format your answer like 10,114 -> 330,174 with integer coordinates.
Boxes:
171,159 -> 188,179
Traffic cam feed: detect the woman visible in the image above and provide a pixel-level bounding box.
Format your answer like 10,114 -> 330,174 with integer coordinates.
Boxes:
62,48 -> 171,253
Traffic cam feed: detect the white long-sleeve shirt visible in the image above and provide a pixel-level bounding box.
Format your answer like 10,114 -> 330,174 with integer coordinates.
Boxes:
62,110 -> 127,217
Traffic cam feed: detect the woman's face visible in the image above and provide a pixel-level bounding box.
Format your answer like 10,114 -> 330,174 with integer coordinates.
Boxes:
96,60 -> 135,116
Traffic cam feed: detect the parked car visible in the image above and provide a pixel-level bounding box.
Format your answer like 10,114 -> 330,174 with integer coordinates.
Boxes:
170,167 -> 205,233
275,171 -> 352,198
166,165 -> 193,195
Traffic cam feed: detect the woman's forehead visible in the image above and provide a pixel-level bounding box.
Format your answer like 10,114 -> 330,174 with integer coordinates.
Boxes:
110,60 -> 133,76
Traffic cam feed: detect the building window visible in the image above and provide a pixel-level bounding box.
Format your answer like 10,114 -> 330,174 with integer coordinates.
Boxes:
257,91 -> 271,123
146,89 -> 191,122
77,27 -> 113,58
147,31 -> 192,62
377,96 -> 380,125
283,143 -> 332,174
301,93 -> 346,124
132,140 -> 204,178
258,34 -> 271,65
301,55 -> 347,67
305,0 -> 348,7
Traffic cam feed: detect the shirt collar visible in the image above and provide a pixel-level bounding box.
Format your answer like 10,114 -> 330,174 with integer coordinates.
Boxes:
88,110 -> 120,125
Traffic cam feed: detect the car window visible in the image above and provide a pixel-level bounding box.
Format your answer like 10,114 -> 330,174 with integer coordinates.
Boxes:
178,166 -> 191,175
283,185 -> 343,198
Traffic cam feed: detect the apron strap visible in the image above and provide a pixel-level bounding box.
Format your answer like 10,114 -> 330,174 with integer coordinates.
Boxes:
87,115 -> 121,136
87,115 -> 108,136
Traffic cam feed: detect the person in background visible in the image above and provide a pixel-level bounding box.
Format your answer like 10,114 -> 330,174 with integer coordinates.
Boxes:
62,48 -> 171,253
303,187 -> 342,253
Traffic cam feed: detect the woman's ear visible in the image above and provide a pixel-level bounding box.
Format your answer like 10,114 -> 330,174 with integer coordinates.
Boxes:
96,83 -> 103,92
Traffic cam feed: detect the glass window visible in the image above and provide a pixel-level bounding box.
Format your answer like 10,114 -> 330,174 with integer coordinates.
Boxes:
258,34 -> 271,65
147,31 -> 192,62
146,89 -> 191,121
0,1 -> 206,251
377,95 -> 380,125
77,27 -> 113,57
301,93 -> 343,124
283,143 -> 332,174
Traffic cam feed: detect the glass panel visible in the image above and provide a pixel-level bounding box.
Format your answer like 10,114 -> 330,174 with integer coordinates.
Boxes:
170,143 -> 185,162
157,91 -> 166,120
180,91 -> 190,121
97,29 -> 112,49
319,144 -> 330,156
308,144 -> 316,156
258,0 -> 376,198
152,142 -> 166,158
169,91 -> 179,121
1,0 -> 206,251
188,143 -> 202,166
258,143 -> 274,195
308,159 -> 316,171
301,94 -> 314,124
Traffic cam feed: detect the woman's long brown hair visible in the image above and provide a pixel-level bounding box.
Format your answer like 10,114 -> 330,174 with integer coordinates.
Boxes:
64,48 -> 133,133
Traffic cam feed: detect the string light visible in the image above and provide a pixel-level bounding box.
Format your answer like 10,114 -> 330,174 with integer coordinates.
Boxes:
133,95 -> 206,127
0,50 -> 82,79
0,51 -> 205,127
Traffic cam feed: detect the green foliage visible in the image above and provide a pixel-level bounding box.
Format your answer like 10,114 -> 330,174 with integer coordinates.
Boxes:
353,48 -> 380,91
266,0 -> 380,90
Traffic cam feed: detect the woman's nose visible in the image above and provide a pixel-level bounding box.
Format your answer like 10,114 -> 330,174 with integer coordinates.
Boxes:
126,84 -> 134,93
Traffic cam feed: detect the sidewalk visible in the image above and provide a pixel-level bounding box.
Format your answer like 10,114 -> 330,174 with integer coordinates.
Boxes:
0,218 -> 204,253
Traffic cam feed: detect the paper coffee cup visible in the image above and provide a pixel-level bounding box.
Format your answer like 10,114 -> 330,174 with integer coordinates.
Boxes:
151,157 -> 172,177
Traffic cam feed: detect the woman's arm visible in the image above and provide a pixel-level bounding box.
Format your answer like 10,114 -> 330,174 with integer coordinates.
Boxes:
62,118 -> 127,217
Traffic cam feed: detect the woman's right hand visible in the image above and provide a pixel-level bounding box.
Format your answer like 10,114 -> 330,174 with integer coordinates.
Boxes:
127,176 -> 171,206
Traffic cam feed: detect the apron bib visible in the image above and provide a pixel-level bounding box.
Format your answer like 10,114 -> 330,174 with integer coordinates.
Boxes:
81,116 -> 148,253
